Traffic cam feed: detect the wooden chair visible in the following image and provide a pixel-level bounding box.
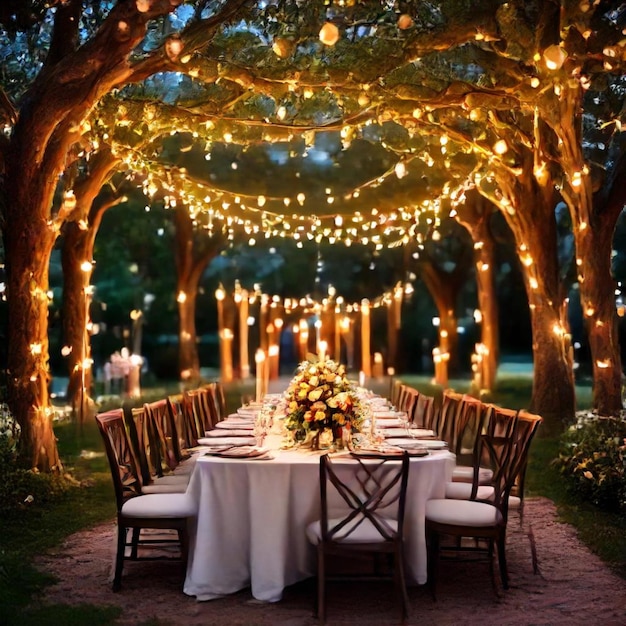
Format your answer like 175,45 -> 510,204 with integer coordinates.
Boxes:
447,395 -> 492,486
95,409 -> 195,591
413,392 -> 436,430
425,412 -> 539,596
188,388 -> 215,435
306,451 -> 411,624
126,406 -> 188,494
167,394 -> 197,451
144,399 -> 196,476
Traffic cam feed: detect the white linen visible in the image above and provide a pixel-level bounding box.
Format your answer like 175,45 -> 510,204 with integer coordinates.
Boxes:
183,448 -> 454,602
197,436 -> 256,446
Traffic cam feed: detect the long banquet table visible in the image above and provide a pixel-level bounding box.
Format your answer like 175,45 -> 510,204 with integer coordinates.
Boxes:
183,442 -> 455,602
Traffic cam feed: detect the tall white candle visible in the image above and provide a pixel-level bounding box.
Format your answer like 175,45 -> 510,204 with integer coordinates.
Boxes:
255,349 -> 266,402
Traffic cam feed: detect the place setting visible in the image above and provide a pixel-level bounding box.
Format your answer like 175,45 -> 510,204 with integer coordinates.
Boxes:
203,445 -> 274,460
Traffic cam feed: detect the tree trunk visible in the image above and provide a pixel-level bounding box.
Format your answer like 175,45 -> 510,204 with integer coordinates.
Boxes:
3,200 -> 61,471
420,262 -> 460,380
178,288 -> 200,383
455,191 -> 500,391
486,150 -> 576,425
173,208 -> 224,384
60,149 -> 120,419
547,83 -> 624,416
61,222 -> 94,421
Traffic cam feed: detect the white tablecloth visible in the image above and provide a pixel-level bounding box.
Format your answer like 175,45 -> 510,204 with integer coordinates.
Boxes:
183,446 -> 454,602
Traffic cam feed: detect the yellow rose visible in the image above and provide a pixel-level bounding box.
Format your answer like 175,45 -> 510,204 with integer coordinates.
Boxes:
314,410 -> 327,421
298,389 -> 308,400
309,375 -> 319,387
308,387 -> 323,402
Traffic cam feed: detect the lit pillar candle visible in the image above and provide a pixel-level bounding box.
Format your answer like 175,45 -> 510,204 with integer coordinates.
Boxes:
273,317 -> 283,375
215,286 -> 227,381
314,318 -> 322,354
263,348 -> 270,396
298,319 -> 308,361
269,343 -> 280,380
341,316 -> 353,368
239,289 -> 250,378
334,305 -> 342,362
361,299 -> 371,377
260,293 -> 269,351
255,349 -> 266,402
373,352 -> 384,378
319,340 -> 328,362
221,328 -> 234,382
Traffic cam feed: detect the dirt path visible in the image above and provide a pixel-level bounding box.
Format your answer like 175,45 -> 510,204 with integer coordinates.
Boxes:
36,497 -> 626,625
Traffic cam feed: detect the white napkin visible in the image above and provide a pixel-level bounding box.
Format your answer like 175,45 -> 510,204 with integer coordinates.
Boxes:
198,436 -> 256,446
381,427 -> 435,438
204,446 -> 273,460
373,418 -> 403,428
203,429 -> 254,437
215,421 -> 255,430
385,438 -> 448,450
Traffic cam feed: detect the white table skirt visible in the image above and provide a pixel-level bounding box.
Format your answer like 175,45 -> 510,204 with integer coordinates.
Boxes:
183,447 -> 454,602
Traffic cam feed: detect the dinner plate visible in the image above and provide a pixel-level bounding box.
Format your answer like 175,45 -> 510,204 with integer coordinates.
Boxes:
406,439 -> 448,450
205,446 -> 274,461
352,446 -> 405,457
381,428 -> 435,438
373,418 -> 403,428
215,421 -> 255,430
198,436 -> 256,446
205,446 -> 271,459
203,429 -> 255,437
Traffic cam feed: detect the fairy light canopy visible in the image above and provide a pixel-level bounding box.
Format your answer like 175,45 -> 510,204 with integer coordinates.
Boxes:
71,0 -> 625,247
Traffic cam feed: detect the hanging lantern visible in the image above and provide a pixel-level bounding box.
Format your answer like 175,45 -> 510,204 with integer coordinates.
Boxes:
319,22 -> 340,46
543,44 -> 567,70
165,35 -> 183,61
272,38 -> 293,58
397,14 -> 413,30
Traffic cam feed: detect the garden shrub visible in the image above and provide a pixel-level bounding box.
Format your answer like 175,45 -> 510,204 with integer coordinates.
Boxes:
0,403 -> 72,518
555,413 -> 626,514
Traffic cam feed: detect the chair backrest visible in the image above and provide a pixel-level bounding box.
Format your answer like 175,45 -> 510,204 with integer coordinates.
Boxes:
511,409 -> 543,500
188,388 -> 214,435
457,395 -> 489,462
145,398 -> 181,469
180,390 -> 201,445
203,382 -> 223,425
438,390 -> 466,453
214,381 -> 227,420
319,452 -> 410,544
413,393 -> 436,430
95,409 -> 142,509
478,411 -> 542,521
397,385 -> 418,415
167,394 -> 196,451
128,405 -> 167,484
390,380 -> 403,408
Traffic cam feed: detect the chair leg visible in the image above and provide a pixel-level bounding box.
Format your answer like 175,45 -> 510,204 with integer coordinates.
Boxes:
527,522 -> 540,575
487,538 -> 498,595
426,528 -> 439,601
130,527 -> 141,559
395,544 -> 410,622
113,525 -> 126,591
497,535 -> 509,589
178,527 -> 189,567
316,545 -> 326,624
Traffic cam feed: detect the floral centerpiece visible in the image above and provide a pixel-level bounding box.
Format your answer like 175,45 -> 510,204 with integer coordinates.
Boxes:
283,357 -> 364,448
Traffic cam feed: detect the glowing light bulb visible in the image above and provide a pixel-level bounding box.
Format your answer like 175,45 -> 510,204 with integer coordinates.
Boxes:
319,22 -> 340,46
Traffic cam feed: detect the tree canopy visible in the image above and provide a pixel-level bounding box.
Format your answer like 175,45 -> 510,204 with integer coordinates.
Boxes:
1,0 -> 625,469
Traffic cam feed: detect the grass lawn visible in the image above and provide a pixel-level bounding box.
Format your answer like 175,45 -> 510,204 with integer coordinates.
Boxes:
1,372 -> 624,625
